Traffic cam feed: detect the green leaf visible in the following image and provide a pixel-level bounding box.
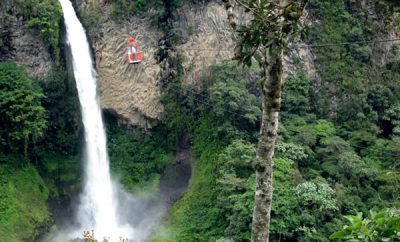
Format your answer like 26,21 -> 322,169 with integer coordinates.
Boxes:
330,230 -> 350,239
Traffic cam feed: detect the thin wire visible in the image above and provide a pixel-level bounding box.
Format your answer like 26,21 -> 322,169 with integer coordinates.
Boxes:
160,47 -> 233,51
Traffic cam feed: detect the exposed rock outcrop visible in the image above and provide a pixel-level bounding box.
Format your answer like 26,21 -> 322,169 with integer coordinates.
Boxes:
173,2 -> 235,85
88,5 -> 163,129
74,0 -> 104,11
84,1 -> 239,128
360,0 -> 399,66
0,1 -> 53,78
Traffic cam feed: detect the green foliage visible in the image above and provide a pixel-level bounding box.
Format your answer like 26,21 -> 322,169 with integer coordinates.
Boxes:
349,129 -> 378,150
376,171 -> 400,207
110,0 -> 134,21
154,1 -> 400,241
152,61 -> 260,241
109,0 -> 211,23
271,156 -> 340,241
106,116 -> 170,192
215,140 -> 256,241
110,0 -> 163,21
31,69 -> 83,200
383,138 -> 400,170
330,208 -> 400,241
316,136 -> 353,178
161,107 -> 239,241
0,61 -> 82,240
0,61 -> 46,154
154,36 -> 400,241
275,141 -> 307,162
295,181 -> 338,213
38,71 -> 81,155
0,164 -> 51,241
225,0 -> 307,67
278,111 -> 399,240
307,0 -> 400,123
282,74 -> 312,117
338,151 -> 372,181
81,9 -> 101,35
383,103 -> 400,138
313,119 -> 336,142
16,0 -> 62,60
0,62 -> 83,240
209,66 -> 261,126
269,157 -> 300,239
38,152 -> 81,198
161,88 -> 196,149
161,60 -> 260,150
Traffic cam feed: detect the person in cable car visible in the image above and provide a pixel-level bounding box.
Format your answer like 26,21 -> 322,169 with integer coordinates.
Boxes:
126,37 -> 143,64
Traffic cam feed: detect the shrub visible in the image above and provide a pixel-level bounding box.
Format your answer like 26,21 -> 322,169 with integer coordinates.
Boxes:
330,208 -> 400,241
16,0 -> 63,60
0,61 -> 46,154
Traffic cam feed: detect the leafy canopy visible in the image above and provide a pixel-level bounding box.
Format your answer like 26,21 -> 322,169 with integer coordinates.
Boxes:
330,208 -> 400,241
0,61 -> 46,152
224,0 -> 307,66
16,0 -> 63,60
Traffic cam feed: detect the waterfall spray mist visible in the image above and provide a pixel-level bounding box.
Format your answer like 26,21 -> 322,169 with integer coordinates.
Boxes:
59,0 -> 134,240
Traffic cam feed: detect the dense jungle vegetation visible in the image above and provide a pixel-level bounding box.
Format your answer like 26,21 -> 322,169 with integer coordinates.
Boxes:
0,0 -> 399,241
151,0 -> 400,241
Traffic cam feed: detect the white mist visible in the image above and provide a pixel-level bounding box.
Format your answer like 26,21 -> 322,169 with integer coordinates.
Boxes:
59,0 -> 134,240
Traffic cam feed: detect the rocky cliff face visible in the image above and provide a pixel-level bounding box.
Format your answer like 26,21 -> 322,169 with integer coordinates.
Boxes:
3,0 -> 397,128
0,0 -> 53,78
360,1 -> 399,66
74,0 -> 103,10
87,5 -> 163,129
173,2 -> 235,85
80,1 -> 240,128
0,0 -> 240,129
78,0 -> 322,129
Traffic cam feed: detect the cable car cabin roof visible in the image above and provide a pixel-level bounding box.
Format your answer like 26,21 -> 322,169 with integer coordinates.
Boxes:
125,37 -> 143,64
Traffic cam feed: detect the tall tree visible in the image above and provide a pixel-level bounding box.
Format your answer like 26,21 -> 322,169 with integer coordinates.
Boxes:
0,61 -> 46,156
223,1 -> 307,241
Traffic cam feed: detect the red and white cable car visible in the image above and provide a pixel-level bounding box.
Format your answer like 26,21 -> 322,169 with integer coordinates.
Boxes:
126,37 -> 143,64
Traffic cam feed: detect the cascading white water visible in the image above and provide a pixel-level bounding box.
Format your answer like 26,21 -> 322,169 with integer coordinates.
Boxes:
59,0 -> 133,240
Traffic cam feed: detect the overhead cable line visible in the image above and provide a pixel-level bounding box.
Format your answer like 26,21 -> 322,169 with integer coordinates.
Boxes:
160,47 -> 233,51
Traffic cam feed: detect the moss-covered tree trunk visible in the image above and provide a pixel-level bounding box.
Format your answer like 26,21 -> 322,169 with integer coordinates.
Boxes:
251,48 -> 283,242
224,0 -> 306,240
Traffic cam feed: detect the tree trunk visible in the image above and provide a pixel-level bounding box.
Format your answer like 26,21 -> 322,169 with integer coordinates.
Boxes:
24,134 -> 28,158
251,48 -> 283,242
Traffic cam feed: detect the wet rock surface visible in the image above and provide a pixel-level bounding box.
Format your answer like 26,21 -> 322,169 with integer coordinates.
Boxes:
159,136 -> 193,206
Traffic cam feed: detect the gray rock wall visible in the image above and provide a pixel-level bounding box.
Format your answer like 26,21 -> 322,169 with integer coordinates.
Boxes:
85,1 -> 239,128
0,0 -> 53,78
174,2 -> 235,85
88,4 -> 163,129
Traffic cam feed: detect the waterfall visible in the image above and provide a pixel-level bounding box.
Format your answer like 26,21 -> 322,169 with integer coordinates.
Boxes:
59,0 -> 133,240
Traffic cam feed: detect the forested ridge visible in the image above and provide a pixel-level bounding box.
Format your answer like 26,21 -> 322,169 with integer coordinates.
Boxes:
0,0 -> 399,241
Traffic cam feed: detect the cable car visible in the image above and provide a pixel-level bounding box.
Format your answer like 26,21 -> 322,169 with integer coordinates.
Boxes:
126,37 -> 143,64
